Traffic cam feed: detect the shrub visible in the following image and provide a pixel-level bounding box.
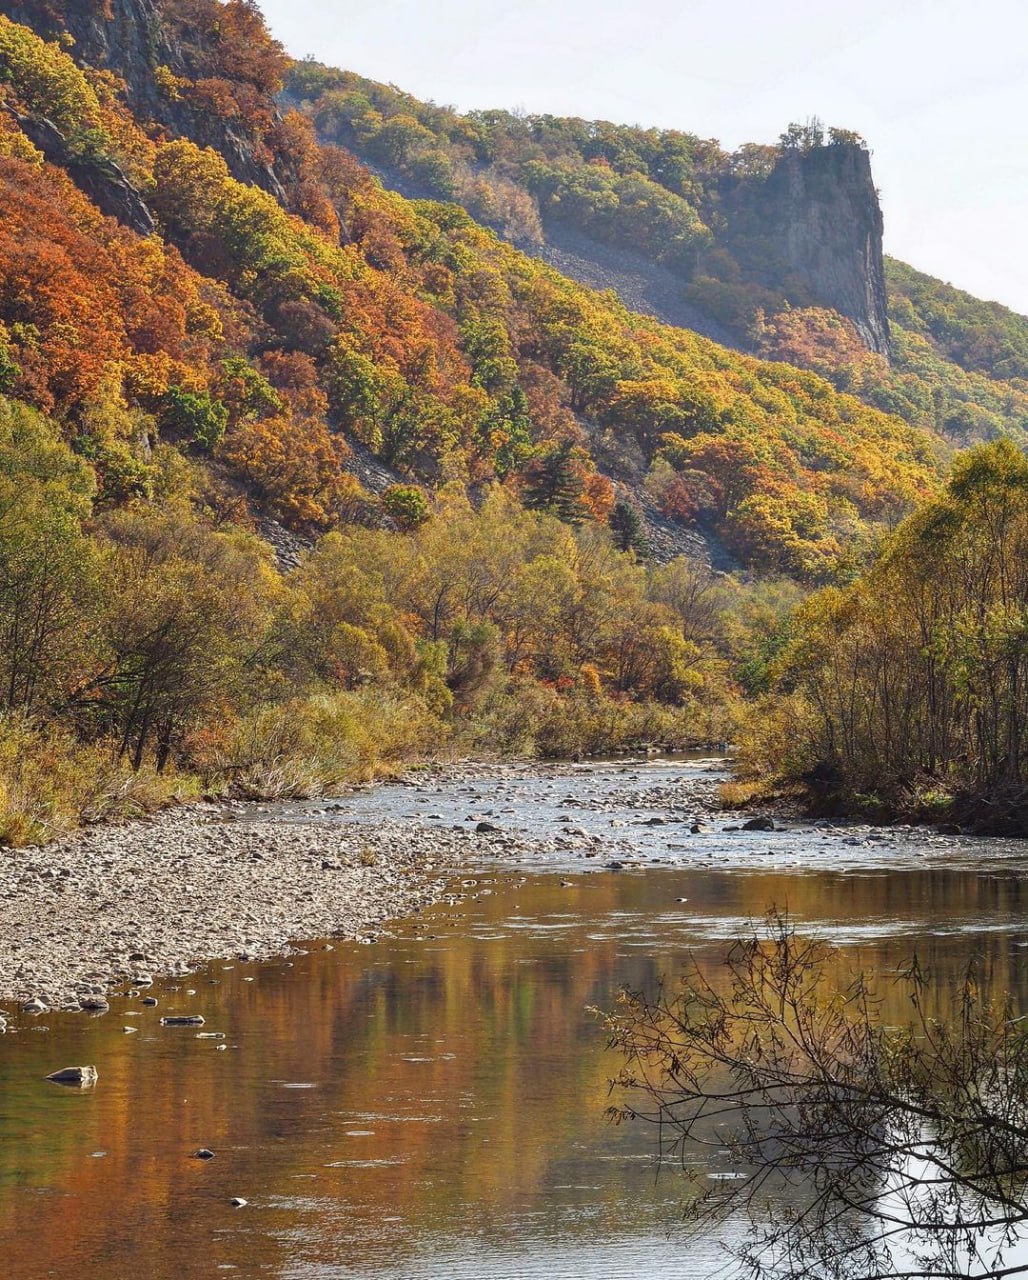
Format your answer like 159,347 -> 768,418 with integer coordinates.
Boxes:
0,715 -> 189,846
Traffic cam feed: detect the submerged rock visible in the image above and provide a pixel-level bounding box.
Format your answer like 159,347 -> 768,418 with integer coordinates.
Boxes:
46,1065 -> 98,1087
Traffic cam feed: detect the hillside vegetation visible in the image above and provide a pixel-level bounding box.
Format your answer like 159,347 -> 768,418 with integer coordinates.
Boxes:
738,439 -> 1028,831
285,64 -> 1028,448
0,0 -> 1017,840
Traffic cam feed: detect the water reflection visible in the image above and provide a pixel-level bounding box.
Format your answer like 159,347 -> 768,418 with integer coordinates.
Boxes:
3,854 -> 1028,1275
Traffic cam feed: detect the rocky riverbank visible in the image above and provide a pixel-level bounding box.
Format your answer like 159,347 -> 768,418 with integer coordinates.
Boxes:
0,798 -> 531,1012
0,753 -> 830,1015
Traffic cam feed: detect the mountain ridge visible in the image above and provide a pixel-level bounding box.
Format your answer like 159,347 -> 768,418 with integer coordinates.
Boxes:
286,64 -> 1028,449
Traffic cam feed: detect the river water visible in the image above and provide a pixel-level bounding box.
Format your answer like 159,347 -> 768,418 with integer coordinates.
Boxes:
4,757 -> 1028,1278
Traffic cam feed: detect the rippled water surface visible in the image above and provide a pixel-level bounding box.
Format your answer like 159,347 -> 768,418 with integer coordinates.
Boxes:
5,757 -> 1028,1278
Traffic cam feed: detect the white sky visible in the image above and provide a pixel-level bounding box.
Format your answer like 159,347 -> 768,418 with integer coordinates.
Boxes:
258,0 -> 1028,316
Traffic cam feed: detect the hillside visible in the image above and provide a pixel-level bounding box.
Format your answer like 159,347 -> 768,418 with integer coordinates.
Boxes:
285,65 -> 1028,449
0,0 -> 997,843
283,67 -> 889,350
0,1 -> 942,576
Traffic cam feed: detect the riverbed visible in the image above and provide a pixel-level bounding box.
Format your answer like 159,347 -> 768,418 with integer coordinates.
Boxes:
4,755 -> 1028,1278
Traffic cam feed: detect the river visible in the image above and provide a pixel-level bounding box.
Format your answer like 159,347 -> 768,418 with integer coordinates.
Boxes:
4,756 -> 1028,1278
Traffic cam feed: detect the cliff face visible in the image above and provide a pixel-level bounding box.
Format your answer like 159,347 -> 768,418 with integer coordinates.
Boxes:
0,0 -> 292,200
719,143 -> 891,355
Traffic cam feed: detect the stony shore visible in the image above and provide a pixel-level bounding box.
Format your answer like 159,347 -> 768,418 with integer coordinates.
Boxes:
0,798 -> 526,1011
0,755 -> 841,1015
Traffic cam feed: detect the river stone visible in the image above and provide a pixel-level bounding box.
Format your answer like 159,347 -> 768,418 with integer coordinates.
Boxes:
475,821 -> 500,834
46,1065 -> 98,1087
742,816 -> 775,832
21,998 -> 47,1014
194,1148 -> 215,1160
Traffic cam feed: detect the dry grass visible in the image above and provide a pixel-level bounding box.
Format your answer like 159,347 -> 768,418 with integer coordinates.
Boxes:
718,778 -> 773,809
0,716 -> 193,846
194,688 -> 451,800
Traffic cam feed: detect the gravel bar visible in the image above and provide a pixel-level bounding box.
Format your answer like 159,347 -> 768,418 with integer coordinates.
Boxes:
0,800 -> 519,1010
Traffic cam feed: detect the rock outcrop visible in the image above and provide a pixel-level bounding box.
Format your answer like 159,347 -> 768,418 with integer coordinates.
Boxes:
0,0 -> 293,200
4,104 -> 155,235
719,143 -> 891,356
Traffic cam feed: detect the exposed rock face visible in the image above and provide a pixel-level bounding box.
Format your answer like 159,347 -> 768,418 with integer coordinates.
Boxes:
0,0 -> 292,200
5,105 -> 155,235
721,143 -> 891,356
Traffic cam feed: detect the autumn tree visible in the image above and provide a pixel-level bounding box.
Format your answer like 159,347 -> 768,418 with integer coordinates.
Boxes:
95,505 -> 278,771
0,400 -> 99,715
747,440 -> 1028,824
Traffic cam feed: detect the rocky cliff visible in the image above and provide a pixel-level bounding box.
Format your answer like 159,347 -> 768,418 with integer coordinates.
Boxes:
717,143 -> 891,355
0,0 -> 293,200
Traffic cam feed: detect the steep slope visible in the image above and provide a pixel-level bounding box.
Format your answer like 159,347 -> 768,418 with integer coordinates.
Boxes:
0,0 -> 296,196
0,3 -> 942,583
286,66 -> 1028,448
285,67 -> 889,353
714,142 -> 889,354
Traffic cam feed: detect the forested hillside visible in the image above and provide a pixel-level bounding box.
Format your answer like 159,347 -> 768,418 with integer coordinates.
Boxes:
0,7 -> 940,573
0,0 -> 1017,843
285,64 -> 1028,449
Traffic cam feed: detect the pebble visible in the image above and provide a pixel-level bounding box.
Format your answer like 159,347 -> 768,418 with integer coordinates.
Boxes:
0,758 -> 903,1015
